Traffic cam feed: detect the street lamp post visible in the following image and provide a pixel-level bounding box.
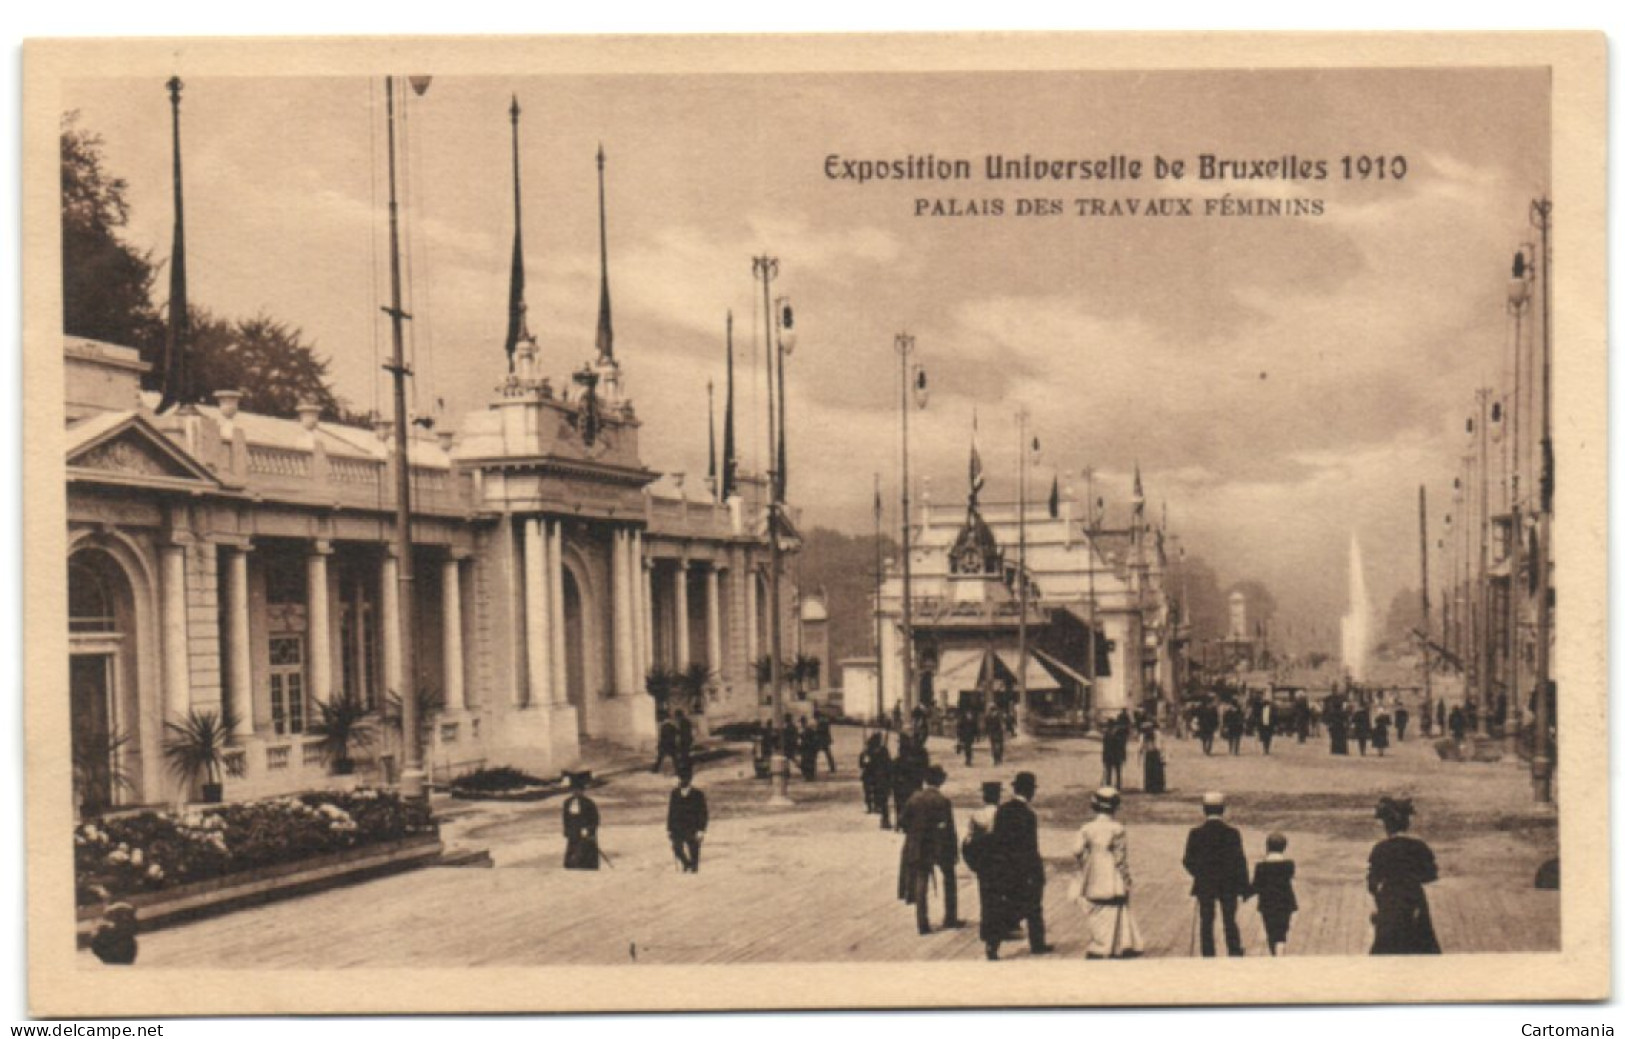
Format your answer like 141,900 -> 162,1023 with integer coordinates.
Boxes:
753,256 -> 791,805
1529,197 -> 1554,804
381,74 -> 432,800
894,333 -> 923,715
1507,246 -> 1535,734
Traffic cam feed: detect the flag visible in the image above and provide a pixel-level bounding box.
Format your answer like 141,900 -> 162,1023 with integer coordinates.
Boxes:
968,409 -> 985,505
874,472 -> 883,522
721,312 -> 738,500
156,77 -> 191,414
1047,474 -> 1059,518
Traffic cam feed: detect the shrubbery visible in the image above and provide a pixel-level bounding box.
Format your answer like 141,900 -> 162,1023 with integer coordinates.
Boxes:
447,766 -> 555,795
74,788 -> 436,906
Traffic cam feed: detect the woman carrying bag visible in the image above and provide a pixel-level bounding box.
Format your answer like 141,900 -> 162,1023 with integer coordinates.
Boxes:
1071,786 -> 1144,959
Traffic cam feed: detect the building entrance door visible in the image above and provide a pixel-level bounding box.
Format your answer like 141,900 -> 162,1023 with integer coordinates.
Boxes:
70,652 -> 116,814
563,569 -> 588,736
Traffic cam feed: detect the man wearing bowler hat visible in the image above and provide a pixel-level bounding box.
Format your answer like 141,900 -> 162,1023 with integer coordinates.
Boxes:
666,765 -> 708,873
1182,790 -> 1252,956
898,764 -> 965,935
987,771 -> 1054,960
562,771 -> 602,870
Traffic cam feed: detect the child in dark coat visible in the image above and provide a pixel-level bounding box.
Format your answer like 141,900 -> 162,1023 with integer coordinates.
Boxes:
1251,832 -> 1299,956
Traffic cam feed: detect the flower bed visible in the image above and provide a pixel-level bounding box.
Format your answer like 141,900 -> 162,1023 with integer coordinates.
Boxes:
448,766 -> 561,802
75,788 -> 437,907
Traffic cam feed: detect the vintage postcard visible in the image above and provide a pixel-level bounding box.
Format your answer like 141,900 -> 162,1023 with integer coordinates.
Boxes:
22,32 -> 1608,1015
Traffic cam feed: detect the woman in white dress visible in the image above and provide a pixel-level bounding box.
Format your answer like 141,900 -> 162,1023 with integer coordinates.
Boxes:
1072,786 -> 1144,958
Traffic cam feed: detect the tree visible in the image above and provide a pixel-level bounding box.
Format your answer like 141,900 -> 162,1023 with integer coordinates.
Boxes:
1382,586 -> 1423,647
794,527 -> 899,668
1168,552 -> 1227,645
189,308 -> 347,420
61,112 -> 163,358
62,112 -> 350,421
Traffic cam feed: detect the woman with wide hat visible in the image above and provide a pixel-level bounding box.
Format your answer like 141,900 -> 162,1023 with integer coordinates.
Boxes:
1367,796 -> 1441,954
1071,786 -> 1144,959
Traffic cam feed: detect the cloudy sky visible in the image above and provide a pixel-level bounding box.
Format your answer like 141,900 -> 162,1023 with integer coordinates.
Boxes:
60,67 -> 1549,644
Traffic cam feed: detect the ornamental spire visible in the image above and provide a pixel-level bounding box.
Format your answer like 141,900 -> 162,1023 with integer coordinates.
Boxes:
501,96 -> 534,372
594,143 -> 614,362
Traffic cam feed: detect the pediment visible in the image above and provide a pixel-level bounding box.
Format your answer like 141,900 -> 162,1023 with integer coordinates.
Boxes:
67,413 -> 220,490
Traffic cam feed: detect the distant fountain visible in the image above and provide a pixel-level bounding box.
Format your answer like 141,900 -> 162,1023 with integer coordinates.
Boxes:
1340,533 -> 1372,682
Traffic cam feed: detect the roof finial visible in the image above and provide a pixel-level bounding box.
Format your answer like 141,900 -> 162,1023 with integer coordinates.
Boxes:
501,95 -> 533,373
594,144 -> 614,362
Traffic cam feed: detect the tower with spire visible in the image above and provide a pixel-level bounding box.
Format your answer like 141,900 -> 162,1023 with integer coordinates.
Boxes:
501,95 -> 542,396
589,143 -> 624,405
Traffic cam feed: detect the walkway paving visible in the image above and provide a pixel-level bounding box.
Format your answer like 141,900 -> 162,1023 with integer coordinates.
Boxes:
119,722 -> 1559,967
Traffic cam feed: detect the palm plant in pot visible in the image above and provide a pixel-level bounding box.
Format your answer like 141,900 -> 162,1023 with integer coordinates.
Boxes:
674,662 -> 713,716
310,691 -> 377,776
162,705 -> 240,803
72,724 -> 135,818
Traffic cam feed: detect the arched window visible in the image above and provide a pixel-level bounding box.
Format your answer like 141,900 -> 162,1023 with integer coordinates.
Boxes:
68,557 -> 118,634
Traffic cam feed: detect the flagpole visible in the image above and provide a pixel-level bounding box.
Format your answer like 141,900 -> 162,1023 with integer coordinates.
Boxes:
158,76 -> 191,414
1083,466 -> 1097,724
1016,406 -> 1030,735
873,472 -> 885,721
895,334 -> 918,716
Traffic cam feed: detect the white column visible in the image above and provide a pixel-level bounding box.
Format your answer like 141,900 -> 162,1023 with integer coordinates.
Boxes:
307,542 -> 332,706
160,542 -> 191,719
745,565 -> 759,666
613,529 -> 636,694
549,521 -> 567,704
641,557 -> 655,675
506,517 -> 524,706
632,530 -> 649,678
442,556 -> 465,711
706,565 -> 723,672
627,530 -> 643,683
674,560 -> 692,670
226,546 -> 253,735
380,551 -> 402,705
523,518 -> 552,708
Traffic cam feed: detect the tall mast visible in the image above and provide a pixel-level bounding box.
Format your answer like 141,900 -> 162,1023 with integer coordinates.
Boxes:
382,75 -> 424,796
501,96 -> 531,374
595,145 -> 614,361
1419,485 -> 1432,710
157,76 -> 191,414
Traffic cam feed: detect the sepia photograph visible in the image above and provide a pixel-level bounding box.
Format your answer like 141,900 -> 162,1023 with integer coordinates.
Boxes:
21,32 -> 1609,1015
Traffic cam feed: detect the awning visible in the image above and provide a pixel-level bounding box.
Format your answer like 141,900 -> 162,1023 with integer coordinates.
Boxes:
1031,648 -> 1091,688
993,649 -> 1061,692
933,648 -> 990,693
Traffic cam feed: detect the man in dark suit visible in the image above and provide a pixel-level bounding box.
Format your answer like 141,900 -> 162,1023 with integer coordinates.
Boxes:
562,771 -> 602,870
986,770 -> 1055,960
1183,790 -> 1251,956
674,709 -> 695,771
898,764 -> 965,935
861,732 -> 894,829
666,765 -> 709,873
816,711 -> 837,773
653,713 -> 679,774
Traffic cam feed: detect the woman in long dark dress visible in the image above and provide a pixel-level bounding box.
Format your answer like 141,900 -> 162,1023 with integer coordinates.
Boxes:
1138,723 -> 1166,794
1367,796 -> 1441,955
